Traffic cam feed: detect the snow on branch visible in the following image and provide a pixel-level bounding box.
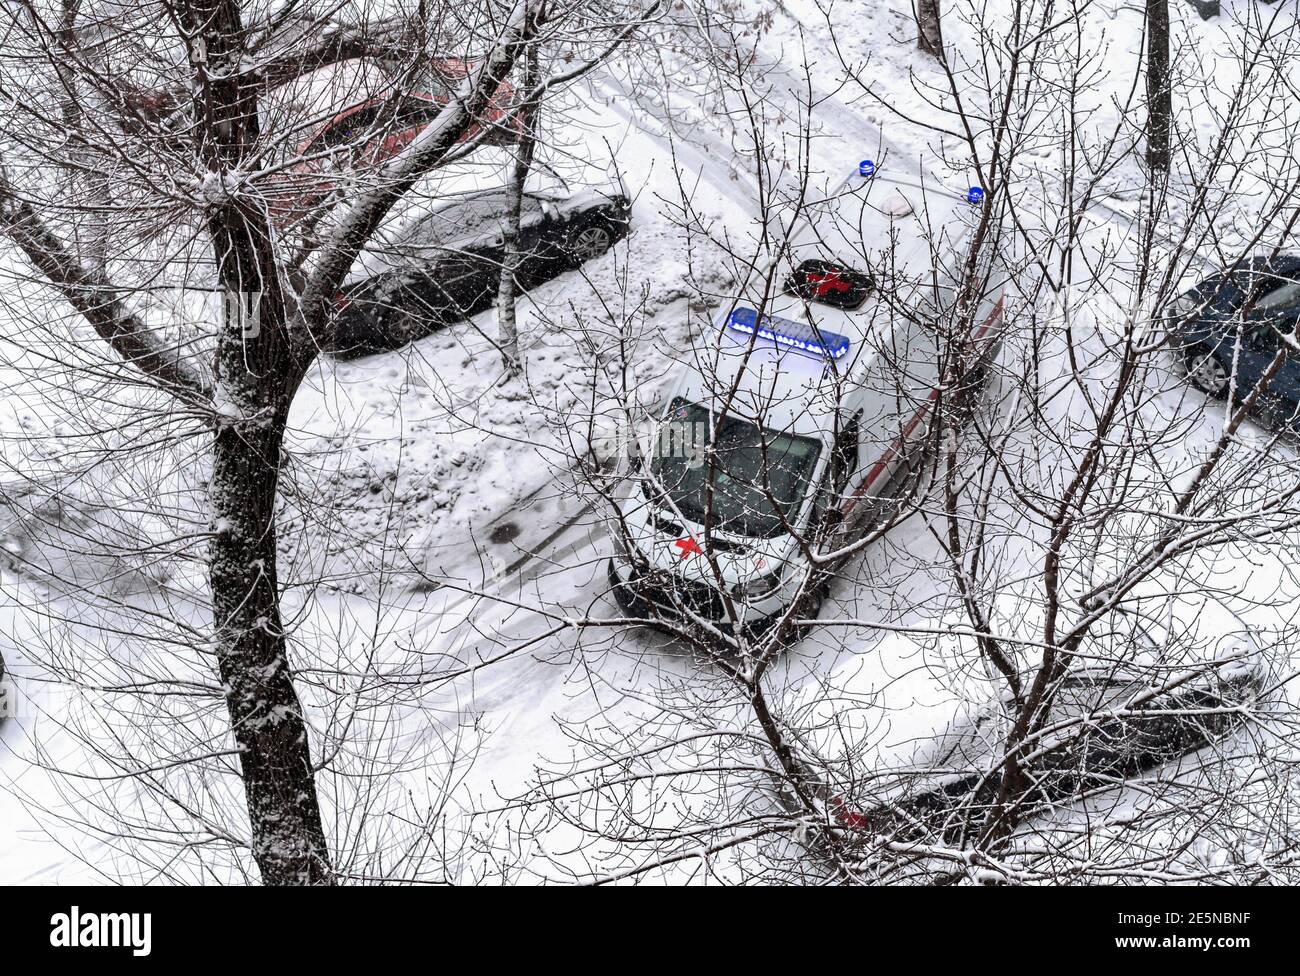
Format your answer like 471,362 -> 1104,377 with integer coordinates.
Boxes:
0,171 -> 211,401
298,0 -> 545,333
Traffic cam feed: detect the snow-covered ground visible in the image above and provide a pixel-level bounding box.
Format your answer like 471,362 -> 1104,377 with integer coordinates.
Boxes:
3,0 -> 1300,883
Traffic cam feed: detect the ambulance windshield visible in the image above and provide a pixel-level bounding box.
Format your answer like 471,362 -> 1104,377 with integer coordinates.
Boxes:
648,398 -> 821,539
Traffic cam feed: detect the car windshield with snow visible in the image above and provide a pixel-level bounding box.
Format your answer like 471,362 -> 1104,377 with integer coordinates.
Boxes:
649,398 -> 822,539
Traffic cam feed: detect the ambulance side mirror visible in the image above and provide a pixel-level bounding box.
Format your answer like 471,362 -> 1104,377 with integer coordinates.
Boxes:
810,482 -> 841,536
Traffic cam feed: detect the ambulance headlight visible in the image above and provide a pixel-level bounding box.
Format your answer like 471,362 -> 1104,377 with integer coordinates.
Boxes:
731,570 -> 784,604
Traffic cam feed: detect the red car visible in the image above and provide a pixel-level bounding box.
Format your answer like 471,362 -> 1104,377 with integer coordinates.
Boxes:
268,59 -> 521,227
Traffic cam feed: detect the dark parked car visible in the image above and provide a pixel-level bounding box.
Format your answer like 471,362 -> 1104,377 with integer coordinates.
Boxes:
1169,254 -> 1300,423
331,186 -> 631,358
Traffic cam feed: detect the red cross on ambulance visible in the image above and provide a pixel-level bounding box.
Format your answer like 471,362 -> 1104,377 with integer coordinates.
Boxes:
673,537 -> 703,560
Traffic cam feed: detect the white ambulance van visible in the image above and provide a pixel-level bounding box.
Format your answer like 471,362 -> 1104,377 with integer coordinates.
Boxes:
608,166 -> 1009,631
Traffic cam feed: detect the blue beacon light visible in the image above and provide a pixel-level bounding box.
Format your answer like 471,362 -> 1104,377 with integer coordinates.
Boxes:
859,159 -> 876,178
726,307 -> 851,360
966,185 -> 986,205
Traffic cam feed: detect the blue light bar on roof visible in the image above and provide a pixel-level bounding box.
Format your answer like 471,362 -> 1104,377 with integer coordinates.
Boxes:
725,307 -> 851,360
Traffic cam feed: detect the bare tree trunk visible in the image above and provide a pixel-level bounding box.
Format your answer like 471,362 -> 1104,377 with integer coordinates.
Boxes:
1145,0 -> 1172,173
496,29 -> 541,377
209,390 -> 331,884
183,0 -> 332,886
916,0 -> 944,59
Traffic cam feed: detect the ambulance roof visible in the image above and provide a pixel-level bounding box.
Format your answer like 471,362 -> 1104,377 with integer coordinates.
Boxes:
674,172 -> 984,439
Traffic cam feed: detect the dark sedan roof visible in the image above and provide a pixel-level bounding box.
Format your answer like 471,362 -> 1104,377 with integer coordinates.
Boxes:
1223,252 -> 1300,277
